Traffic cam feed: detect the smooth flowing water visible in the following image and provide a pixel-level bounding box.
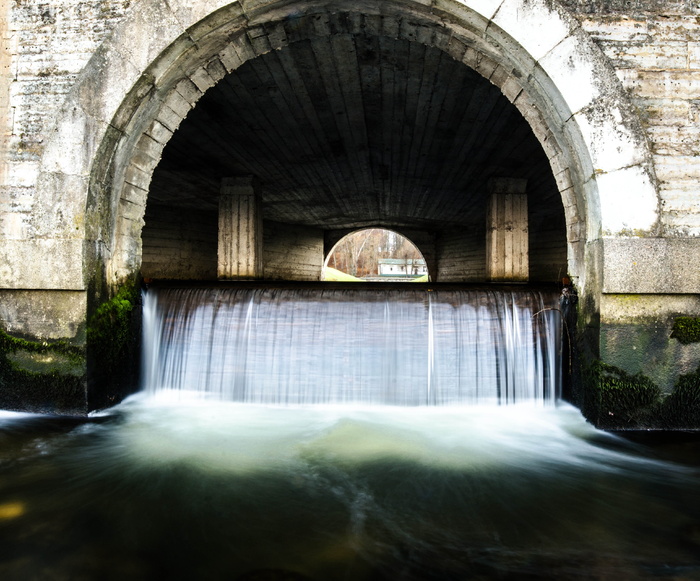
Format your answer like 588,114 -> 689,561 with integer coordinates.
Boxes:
0,287 -> 699,580
142,287 -> 561,405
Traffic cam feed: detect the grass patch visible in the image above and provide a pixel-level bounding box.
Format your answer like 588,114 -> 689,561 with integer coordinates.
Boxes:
323,267 -> 364,282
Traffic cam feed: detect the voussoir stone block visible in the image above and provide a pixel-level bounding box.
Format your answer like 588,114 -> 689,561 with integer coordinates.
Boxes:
596,166 -> 658,236
537,29 -> 602,116
491,0 -> 575,64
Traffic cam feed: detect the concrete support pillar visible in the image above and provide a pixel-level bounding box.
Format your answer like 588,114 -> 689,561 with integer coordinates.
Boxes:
218,176 -> 263,279
486,178 -> 528,282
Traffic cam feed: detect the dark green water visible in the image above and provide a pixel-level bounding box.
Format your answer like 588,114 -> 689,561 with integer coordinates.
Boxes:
1,396 -> 698,580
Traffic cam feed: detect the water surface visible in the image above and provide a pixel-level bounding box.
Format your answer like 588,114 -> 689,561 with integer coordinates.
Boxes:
1,396 -> 698,580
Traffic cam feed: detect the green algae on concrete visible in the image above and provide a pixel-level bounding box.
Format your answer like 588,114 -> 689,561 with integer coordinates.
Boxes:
661,366 -> 700,429
87,281 -> 138,372
0,280 -> 142,414
584,361 -> 662,430
584,361 -> 700,430
600,295 -> 700,392
0,329 -> 87,414
671,317 -> 700,345
86,280 -> 141,410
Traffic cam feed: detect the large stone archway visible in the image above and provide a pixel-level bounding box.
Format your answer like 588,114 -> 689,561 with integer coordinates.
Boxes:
35,0 -> 657,301
7,0 -> 681,418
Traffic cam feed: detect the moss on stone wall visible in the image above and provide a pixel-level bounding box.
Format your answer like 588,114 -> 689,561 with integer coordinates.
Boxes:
661,366 -> 700,429
0,330 -> 84,362
86,279 -> 141,410
584,361 -> 662,429
585,360 -> 700,430
0,279 -> 141,414
86,280 -> 138,373
671,317 -> 700,344
0,329 -> 87,414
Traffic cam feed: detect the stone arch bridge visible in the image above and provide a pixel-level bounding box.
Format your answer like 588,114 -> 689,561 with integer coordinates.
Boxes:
0,0 -> 698,425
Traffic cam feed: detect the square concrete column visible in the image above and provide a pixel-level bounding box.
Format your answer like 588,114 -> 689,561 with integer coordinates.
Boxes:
486,178 -> 528,282
218,176 -> 263,279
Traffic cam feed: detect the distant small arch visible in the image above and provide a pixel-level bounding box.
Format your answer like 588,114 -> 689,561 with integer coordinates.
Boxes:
323,228 -> 429,282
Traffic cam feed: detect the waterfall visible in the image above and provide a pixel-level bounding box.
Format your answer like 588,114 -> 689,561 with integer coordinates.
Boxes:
142,286 -> 561,405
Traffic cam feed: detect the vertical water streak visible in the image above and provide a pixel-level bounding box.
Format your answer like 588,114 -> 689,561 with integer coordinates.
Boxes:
141,290 -> 160,390
427,291 -> 435,405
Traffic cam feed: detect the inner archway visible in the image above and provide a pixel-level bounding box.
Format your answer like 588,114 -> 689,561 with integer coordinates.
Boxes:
140,18 -> 567,285
323,229 -> 428,282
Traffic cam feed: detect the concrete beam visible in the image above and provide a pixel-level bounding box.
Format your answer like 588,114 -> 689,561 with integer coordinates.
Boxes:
603,238 -> 700,295
218,176 -> 263,279
486,178 -> 529,282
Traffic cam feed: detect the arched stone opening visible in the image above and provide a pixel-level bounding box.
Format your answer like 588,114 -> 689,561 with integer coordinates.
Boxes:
322,228 -> 430,281
324,227 -> 439,283
26,0 -> 660,412
138,19 -> 566,288
60,0 -> 656,311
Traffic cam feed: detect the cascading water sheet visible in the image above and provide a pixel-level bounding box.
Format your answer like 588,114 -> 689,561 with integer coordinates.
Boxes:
142,287 -> 561,405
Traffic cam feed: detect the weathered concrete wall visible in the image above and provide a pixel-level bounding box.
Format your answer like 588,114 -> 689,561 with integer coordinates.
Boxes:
0,289 -> 87,340
141,205 -> 217,280
437,226 -> 568,284
600,294 -> 700,392
0,0 -> 130,290
562,1 -> 700,238
437,190 -> 568,284
555,1 -> 700,427
264,221 -> 324,281
0,0 -> 132,413
0,0 -> 661,295
0,0 -> 11,199
141,213 -> 324,282
4,0 -> 689,281
437,227 -> 485,282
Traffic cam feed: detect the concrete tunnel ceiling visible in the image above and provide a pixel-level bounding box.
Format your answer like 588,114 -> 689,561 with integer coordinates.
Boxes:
146,29 -> 566,272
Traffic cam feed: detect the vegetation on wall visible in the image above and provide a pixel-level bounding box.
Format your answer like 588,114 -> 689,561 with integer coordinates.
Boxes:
670,317 -> 700,344
585,361 -> 662,429
0,330 -> 83,363
87,280 -> 138,373
0,329 -> 86,414
0,279 -> 141,414
86,279 -> 141,410
661,366 -> 700,429
585,360 -> 700,430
